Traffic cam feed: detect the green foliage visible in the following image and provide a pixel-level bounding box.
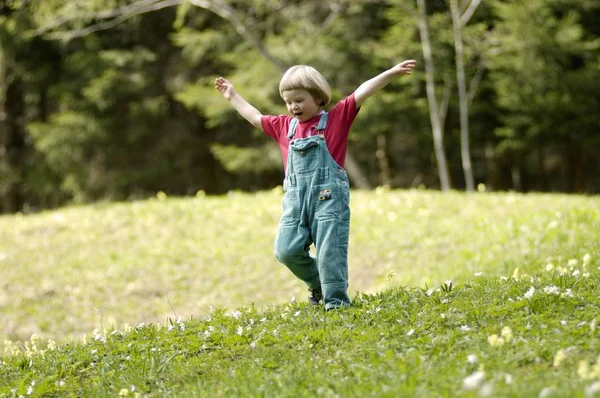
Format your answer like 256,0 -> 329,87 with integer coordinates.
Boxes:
2,0 -> 600,213
210,143 -> 281,173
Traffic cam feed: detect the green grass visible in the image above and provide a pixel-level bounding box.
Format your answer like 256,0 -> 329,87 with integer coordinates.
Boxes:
1,189 -> 599,396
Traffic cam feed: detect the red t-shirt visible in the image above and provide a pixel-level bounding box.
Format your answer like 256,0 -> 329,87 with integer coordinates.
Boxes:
261,94 -> 359,172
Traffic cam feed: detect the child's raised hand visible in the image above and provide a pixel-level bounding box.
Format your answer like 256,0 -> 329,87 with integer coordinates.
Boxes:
391,60 -> 417,76
215,77 -> 236,100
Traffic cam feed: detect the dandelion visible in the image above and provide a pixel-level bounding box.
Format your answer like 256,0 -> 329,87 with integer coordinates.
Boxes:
462,370 -> 485,390
501,326 -> 513,342
553,349 -> 567,367
579,360 -> 592,379
512,267 -> 520,279
568,259 -> 578,267
524,286 -> 535,299
488,334 -> 505,347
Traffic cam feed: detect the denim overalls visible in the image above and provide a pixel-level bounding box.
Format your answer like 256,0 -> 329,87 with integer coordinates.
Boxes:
274,112 -> 351,310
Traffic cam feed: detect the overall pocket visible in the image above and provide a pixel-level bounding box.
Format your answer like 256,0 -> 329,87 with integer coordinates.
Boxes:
281,188 -> 300,225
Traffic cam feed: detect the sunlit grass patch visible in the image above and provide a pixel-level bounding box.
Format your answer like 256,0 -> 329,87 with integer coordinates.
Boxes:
0,189 -> 598,352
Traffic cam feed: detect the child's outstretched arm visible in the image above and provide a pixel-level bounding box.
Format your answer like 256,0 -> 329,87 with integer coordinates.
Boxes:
354,60 -> 416,107
215,77 -> 263,130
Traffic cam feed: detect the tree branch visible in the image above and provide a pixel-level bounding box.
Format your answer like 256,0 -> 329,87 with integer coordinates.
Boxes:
187,0 -> 286,70
37,0 -> 181,41
35,0 -> 174,36
460,0 -> 482,26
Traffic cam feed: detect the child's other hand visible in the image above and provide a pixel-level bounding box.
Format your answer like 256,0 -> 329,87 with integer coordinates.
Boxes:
215,77 -> 236,100
391,60 -> 417,76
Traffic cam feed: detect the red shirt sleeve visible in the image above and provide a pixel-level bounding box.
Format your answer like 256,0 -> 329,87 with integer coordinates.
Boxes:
261,115 -> 290,142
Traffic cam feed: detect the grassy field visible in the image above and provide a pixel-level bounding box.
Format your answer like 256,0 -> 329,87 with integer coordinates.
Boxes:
1,189 -> 599,396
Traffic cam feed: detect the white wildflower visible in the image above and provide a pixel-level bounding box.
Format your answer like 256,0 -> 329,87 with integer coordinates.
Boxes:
474,272 -> 483,277
294,311 -> 301,317
572,270 -> 581,277
543,285 -> 560,295
230,310 -> 242,319
406,329 -> 415,336
467,354 -> 478,364
545,263 -> 554,272
585,381 -> 600,397
425,288 -> 434,297
561,289 -> 574,298
539,387 -> 554,398
460,325 -> 471,332
463,371 -> 485,390
524,286 -> 535,299
583,254 -> 591,264
236,326 -> 243,336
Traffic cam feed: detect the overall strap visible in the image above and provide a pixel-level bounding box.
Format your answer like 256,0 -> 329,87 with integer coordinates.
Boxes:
287,118 -> 299,140
315,112 -> 328,132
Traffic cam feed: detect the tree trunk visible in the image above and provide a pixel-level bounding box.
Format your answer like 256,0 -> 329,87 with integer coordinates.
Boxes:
450,0 -> 475,191
1,78 -> 26,213
416,0 -> 451,191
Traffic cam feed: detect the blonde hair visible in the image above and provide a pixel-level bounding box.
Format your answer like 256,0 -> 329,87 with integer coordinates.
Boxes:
279,65 -> 331,107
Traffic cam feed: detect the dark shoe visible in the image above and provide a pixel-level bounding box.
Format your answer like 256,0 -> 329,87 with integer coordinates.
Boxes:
308,286 -> 323,305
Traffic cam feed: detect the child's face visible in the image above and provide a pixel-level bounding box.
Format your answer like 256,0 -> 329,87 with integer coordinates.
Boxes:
282,89 -> 321,122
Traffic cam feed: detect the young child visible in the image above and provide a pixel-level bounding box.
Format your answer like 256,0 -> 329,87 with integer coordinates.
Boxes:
215,60 -> 416,310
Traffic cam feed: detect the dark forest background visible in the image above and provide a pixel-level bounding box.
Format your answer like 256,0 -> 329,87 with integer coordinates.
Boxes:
1,0 -> 599,214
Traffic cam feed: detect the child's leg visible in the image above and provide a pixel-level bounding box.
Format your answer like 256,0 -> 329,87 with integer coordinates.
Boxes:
313,203 -> 351,311
274,223 -> 320,290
